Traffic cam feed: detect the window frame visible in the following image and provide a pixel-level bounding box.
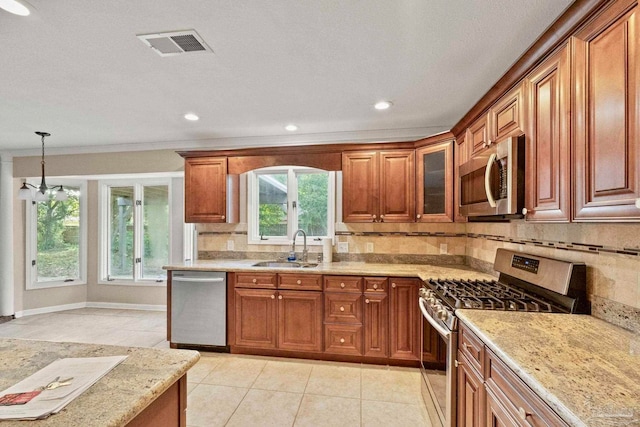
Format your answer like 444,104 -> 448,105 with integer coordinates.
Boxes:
98,177 -> 173,286
247,166 -> 335,246
25,179 -> 88,290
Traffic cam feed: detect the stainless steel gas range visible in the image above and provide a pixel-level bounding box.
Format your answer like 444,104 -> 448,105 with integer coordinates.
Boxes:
418,248 -> 587,427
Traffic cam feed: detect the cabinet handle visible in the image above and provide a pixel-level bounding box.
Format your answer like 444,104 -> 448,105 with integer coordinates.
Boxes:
271,294 -> 275,299
252,278 -> 257,283
391,282 -> 396,288
221,215 -> 225,220
372,214 -> 377,222
373,284 -> 378,289
296,279 -> 302,284
635,198 -> 640,209
278,295 -> 283,300
518,407 -> 535,427
454,360 -> 462,367
416,214 -> 421,219
340,306 -> 345,312
522,208 -> 528,215
365,298 -> 370,304
340,338 -> 345,344
379,214 -> 384,222
340,282 -> 346,288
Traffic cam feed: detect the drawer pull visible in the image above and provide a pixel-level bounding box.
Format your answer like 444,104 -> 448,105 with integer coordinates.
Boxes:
365,299 -> 370,304
518,407 -> 534,427
454,360 -> 462,368
252,278 -> 257,283
340,306 -> 345,312
278,295 -> 283,300
340,282 -> 346,288
340,338 -> 345,343
373,284 -> 378,290
296,279 -> 302,284
271,294 -> 275,299
391,282 -> 396,288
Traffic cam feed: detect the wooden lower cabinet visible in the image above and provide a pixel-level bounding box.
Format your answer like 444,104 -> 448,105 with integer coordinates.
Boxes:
485,386 -> 519,427
389,278 -> 420,360
363,292 -> 388,357
457,351 -> 485,427
277,290 -> 323,352
234,288 -> 277,349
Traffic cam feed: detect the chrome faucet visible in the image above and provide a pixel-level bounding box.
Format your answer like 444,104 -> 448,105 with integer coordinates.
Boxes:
291,229 -> 308,262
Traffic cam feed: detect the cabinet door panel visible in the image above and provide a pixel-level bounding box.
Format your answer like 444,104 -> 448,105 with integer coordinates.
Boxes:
324,293 -> 363,323
234,289 -> 277,348
573,2 -> 640,220
458,352 -> 485,427
468,115 -> 489,156
526,44 -> 571,222
184,157 -> 227,223
324,324 -> 363,355
363,293 -> 388,358
342,152 -> 379,222
278,291 -> 323,352
485,387 -> 519,427
379,151 -> 415,222
389,278 -> 419,360
490,84 -> 524,141
416,141 -> 454,222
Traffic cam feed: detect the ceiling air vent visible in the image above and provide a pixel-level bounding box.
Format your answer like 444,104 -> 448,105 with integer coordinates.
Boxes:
137,30 -> 212,57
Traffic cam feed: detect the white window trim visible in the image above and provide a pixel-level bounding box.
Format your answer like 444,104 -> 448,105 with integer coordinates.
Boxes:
247,167 -> 335,246
98,177 -> 172,286
25,179 -> 88,290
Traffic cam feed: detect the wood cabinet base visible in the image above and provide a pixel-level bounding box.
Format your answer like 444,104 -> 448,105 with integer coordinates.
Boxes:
126,375 -> 187,427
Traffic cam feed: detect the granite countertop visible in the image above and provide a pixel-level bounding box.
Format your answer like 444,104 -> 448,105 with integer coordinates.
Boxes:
163,260 -> 496,282
0,339 -> 200,427
457,310 -> 640,427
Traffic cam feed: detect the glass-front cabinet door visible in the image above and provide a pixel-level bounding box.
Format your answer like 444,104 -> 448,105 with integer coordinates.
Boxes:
416,140 -> 454,222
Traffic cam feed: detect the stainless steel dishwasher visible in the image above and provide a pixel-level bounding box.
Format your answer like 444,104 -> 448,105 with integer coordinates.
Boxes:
170,270 -> 227,348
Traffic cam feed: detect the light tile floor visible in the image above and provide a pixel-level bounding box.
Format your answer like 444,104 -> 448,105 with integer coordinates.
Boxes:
0,308 -> 432,427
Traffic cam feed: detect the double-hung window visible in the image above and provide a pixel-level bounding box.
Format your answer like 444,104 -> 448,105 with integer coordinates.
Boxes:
25,180 -> 87,289
99,178 -> 171,284
247,167 -> 335,244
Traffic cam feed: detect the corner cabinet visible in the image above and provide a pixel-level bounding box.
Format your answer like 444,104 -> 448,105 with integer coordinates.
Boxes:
416,140 -> 454,222
524,43 -> 571,222
572,0 -> 640,221
342,150 -> 415,222
184,157 -> 228,223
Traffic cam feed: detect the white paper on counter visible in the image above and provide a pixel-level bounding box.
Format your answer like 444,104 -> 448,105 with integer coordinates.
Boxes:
0,355 -> 127,420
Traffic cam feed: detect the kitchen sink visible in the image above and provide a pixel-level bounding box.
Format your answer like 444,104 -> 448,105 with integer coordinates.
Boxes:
252,261 -> 318,268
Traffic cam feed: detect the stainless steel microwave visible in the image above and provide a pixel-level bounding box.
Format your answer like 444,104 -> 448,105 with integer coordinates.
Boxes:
458,134 -> 525,219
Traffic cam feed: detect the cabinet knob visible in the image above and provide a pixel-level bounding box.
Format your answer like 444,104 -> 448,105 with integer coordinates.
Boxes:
416,214 -> 421,219
252,278 -> 257,283
487,139 -> 492,146
518,407 -> 534,427
482,142 -> 488,148
636,198 -> 640,209
340,338 -> 345,344
365,298 -> 370,304
373,284 -> 378,289
221,215 -> 225,220
278,295 -> 283,300
522,208 -> 528,215
372,214 -> 377,222
340,306 -> 345,312
271,294 -> 275,299
340,282 -> 346,288
454,360 -> 461,368
391,282 -> 396,288
296,280 -> 302,285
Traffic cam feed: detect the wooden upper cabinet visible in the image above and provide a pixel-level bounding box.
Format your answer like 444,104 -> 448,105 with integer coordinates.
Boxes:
525,44 -> 571,222
468,114 -> 490,156
489,83 -> 525,142
342,150 -> 415,222
454,133 -> 468,223
573,0 -> 640,221
416,140 -> 454,222
184,157 -> 228,223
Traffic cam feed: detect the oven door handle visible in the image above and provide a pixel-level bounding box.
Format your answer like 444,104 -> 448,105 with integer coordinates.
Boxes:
484,153 -> 498,208
419,297 -> 451,340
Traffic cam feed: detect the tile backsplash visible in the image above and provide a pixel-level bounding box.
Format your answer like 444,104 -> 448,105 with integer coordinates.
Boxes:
197,221 -> 640,332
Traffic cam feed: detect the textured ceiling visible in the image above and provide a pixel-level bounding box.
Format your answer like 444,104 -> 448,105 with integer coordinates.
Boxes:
0,0 -> 573,155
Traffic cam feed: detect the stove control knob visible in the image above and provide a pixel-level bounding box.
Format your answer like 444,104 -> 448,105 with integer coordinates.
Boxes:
437,309 -> 449,322
429,297 -> 437,305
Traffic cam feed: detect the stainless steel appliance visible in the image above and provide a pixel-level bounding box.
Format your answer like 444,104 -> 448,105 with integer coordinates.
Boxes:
170,270 -> 227,348
419,249 -> 587,427
459,135 -> 525,218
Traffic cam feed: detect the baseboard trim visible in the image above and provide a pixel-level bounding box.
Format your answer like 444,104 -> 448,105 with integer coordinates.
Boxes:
14,302 -> 87,318
86,302 -> 167,312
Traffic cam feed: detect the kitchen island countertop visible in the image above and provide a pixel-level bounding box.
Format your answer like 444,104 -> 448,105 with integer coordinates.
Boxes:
0,339 -> 199,426
457,310 -> 640,427
162,259 -> 496,282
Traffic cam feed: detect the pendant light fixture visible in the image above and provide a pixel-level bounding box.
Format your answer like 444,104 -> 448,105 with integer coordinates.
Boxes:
18,132 -> 68,202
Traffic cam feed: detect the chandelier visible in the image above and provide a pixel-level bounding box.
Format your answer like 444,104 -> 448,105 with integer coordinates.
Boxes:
18,132 -> 68,202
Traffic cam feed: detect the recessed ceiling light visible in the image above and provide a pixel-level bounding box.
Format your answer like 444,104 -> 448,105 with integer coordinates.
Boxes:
374,101 -> 393,110
285,124 -> 298,132
184,113 -> 199,121
0,0 -> 30,16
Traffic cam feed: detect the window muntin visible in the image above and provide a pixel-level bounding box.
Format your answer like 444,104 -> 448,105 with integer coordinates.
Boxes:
248,167 -> 334,244
26,181 -> 87,289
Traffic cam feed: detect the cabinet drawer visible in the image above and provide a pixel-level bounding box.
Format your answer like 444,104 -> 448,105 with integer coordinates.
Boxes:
278,273 -> 323,291
324,324 -> 363,355
324,276 -> 363,292
364,277 -> 387,292
486,349 -> 568,427
324,293 -> 363,323
235,272 -> 277,289
459,323 -> 485,377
